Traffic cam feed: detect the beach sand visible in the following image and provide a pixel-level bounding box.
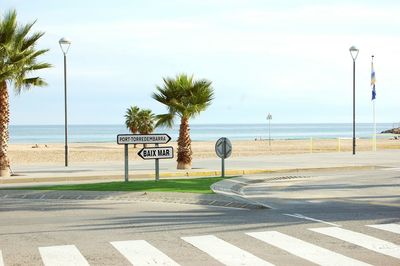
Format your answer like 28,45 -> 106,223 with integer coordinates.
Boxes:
8,138 -> 400,165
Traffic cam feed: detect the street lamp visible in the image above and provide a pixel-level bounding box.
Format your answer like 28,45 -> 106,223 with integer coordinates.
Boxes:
266,113 -> 272,147
349,45 -> 359,155
59,37 -> 71,166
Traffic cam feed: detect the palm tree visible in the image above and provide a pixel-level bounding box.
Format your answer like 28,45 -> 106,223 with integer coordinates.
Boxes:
137,109 -> 155,148
0,10 -> 51,177
137,109 -> 155,134
125,106 -> 140,133
152,74 -> 214,169
125,106 -> 140,147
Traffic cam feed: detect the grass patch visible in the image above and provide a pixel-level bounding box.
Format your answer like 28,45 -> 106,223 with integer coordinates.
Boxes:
14,177 -> 231,194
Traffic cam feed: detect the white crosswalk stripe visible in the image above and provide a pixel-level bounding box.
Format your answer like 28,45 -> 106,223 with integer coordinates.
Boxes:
246,231 -> 371,266
0,250 -> 4,266
39,245 -> 89,266
182,235 -> 274,266
111,240 -> 180,266
367,223 -> 400,234
310,227 -> 400,259
382,167 -> 400,171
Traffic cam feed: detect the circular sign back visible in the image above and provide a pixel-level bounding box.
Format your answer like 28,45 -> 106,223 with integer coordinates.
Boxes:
215,137 -> 232,159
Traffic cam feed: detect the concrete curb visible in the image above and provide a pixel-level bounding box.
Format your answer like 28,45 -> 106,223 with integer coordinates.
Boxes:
0,165 -> 376,185
210,165 -> 378,209
211,179 -> 273,209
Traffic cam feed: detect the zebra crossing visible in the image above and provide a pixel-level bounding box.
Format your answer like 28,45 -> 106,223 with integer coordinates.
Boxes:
0,250 -> 4,266
1,224 -> 399,265
110,240 -> 180,266
182,235 -> 273,266
39,245 -> 89,266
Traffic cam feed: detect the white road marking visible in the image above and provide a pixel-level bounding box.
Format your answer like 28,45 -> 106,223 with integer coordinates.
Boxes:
381,168 -> 400,171
367,224 -> 400,234
246,231 -> 370,266
39,245 -> 89,266
182,235 -> 273,266
284,213 -> 341,227
310,227 -> 400,259
111,240 -> 180,266
0,250 -> 4,266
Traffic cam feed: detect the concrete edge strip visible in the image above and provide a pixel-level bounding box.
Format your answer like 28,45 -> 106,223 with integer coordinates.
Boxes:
0,190 -> 259,210
0,165 -> 376,185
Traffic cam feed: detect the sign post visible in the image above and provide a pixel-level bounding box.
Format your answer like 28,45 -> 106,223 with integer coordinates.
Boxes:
124,144 -> 129,182
117,134 -> 172,182
138,146 -> 174,181
155,144 -> 160,181
215,137 -> 232,178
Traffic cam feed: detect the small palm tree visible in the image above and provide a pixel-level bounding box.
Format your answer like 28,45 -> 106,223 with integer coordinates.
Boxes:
0,10 -> 51,177
153,74 -> 214,169
125,106 -> 140,133
137,109 -> 155,147
137,109 -> 155,134
125,106 -> 140,147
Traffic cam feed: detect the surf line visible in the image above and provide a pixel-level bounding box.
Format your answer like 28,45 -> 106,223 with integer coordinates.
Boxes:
283,213 -> 341,227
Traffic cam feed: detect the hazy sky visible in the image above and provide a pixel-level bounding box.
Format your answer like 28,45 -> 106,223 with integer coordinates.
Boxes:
2,0 -> 399,125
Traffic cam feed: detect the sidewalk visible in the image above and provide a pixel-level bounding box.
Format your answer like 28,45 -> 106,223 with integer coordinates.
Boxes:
1,150 -> 399,186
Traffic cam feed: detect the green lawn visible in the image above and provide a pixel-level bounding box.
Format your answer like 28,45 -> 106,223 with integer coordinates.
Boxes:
15,177 -> 229,194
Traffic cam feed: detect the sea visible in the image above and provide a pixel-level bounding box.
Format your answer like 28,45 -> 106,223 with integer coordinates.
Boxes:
8,123 -> 398,144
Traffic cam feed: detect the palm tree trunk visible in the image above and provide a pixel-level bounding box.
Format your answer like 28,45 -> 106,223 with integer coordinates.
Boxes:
0,80 -> 11,177
177,116 -> 192,169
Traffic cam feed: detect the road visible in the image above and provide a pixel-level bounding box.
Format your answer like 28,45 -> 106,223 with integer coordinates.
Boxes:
0,168 -> 399,265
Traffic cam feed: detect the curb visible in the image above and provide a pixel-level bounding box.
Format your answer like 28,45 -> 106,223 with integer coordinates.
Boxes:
211,179 -> 273,209
0,165 -> 376,185
210,165 -> 378,209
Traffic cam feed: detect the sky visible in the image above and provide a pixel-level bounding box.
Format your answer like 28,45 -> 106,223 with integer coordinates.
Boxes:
2,0 -> 400,125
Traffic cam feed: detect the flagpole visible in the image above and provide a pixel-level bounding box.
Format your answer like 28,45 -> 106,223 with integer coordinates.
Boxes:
372,55 -> 377,152
373,98 -> 376,151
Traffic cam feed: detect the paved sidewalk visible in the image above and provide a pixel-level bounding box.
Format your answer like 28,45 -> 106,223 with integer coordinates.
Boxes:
1,150 -> 399,186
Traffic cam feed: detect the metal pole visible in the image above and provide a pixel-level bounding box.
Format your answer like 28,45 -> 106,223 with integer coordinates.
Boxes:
268,119 -> 271,147
124,144 -> 129,182
222,138 -> 226,178
155,143 -> 160,181
63,53 -> 68,166
373,100 -> 376,151
352,59 -> 356,155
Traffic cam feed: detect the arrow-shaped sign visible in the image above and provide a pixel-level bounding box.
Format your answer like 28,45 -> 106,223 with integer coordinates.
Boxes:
138,146 -> 174,160
117,134 -> 171,145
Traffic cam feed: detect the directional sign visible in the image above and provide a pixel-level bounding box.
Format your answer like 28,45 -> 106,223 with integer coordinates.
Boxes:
138,146 -> 174,160
117,134 -> 171,145
215,137 -> 232,159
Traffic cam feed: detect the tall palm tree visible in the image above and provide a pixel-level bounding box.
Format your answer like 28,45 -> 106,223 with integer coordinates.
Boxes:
152,74 -> 214,169
0,10 -> 51,177
125,106 -> 140,148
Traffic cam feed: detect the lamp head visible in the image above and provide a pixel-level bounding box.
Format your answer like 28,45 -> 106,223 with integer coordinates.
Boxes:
59,37 -> 71,55
349,45 -> 359,61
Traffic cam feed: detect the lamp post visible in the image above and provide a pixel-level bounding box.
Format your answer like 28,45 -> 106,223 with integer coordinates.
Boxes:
349,46 -> 359,155
267,113 -> 272,147
59,38 -> 71,167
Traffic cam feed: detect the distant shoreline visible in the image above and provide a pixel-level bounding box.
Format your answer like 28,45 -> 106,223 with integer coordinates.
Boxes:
9,139 -> 400,165
9,123 -> 398,144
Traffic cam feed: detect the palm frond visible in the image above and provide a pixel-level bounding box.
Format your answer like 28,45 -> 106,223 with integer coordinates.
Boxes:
155,113 -> 175,128
0,9 -> 51,93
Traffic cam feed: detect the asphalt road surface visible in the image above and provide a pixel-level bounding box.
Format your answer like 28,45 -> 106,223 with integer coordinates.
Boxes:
0,168 -> 399,265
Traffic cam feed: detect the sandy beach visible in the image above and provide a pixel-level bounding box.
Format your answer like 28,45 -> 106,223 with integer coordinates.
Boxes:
8,138 -> 400,165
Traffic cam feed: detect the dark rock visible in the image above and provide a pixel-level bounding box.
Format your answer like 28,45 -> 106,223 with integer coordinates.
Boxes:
381,127 -> 400,134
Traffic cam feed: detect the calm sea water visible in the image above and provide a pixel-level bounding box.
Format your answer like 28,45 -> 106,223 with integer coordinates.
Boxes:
8,123 -> 396,144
